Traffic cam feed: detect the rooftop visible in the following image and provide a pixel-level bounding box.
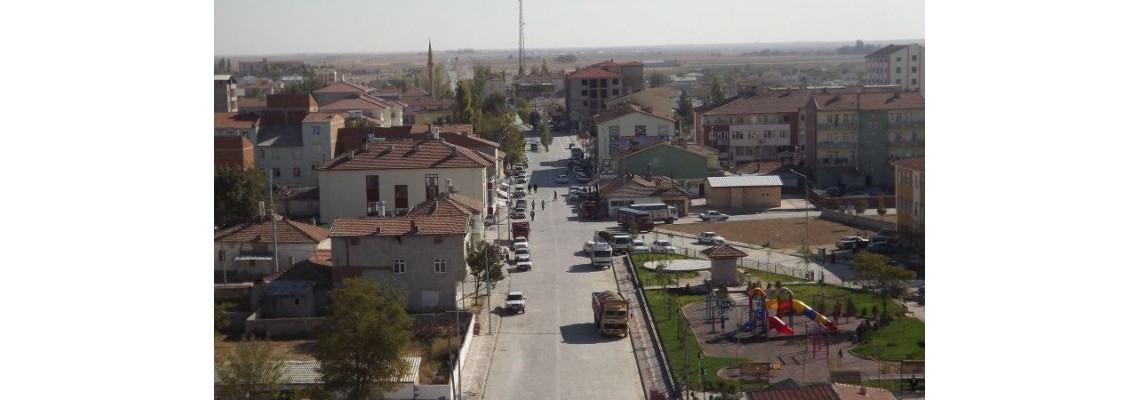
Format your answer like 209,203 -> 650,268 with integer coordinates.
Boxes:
701,244 -> 749,258
892,156 -> 925,172
329,215 -> 469,237
707,175 -> 783,188
214,218 -> 329,244
322,138 -> 491,171
593,102 -> 674,125
567,67 -> 621,80
214,112 -> 260,129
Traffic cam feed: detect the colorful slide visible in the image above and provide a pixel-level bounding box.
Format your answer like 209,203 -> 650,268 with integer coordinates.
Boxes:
789,299 -> 839,331
738,309 -> 794,335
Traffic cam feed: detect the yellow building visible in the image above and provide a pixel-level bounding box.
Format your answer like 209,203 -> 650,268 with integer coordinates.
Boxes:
892,157 -> 924,245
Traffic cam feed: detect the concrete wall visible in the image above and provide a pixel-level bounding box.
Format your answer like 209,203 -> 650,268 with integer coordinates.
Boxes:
819,209 -> 895,232
333,233 -> 468,313
614,146 -> 707,181
243,312 -> 325,339
709,258 -> 739,286
318,166 -> 486,224
215,242 -> 318,276
597,112 -> 675,161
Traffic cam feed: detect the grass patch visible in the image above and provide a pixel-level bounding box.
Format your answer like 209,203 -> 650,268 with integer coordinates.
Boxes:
752,283 -> 907,318
739,268 -> 809,284
851,317 -> 925,361
644,290 -> 745,394
631,253 -> 700,288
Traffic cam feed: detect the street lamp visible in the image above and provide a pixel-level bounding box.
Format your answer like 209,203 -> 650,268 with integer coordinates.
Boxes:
789,169 -> 810,253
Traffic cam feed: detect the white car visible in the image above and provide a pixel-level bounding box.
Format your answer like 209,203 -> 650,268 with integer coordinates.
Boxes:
697,232 -> 726,245
698,210 -> 730,222
505,291 -> 526,313
630,239 -> 650,254
651,239 -> 678,253
516,260 -> 532,271
514,247 -> 532,262
583,240 -> 596,254
513,240 -> 529,252
555,174 -> 570,184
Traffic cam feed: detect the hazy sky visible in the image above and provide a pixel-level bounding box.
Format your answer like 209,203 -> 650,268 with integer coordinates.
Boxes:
215,0 -> 924,56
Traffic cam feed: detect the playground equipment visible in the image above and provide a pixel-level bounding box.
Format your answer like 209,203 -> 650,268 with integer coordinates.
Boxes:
735,286 -> 838,339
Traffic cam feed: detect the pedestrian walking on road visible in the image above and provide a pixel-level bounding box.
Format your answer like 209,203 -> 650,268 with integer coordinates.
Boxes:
838,349 -> 844,359
531,200 -> 535,210
541,200 -> 545,210
530,210 -> 535,221
553,190 -> 557,200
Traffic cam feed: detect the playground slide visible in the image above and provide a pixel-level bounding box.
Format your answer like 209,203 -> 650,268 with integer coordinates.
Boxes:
790,299 -> 839,331
767,315 -> 794,335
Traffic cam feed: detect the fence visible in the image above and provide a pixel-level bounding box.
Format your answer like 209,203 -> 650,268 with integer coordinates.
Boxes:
818,209 -> 894,233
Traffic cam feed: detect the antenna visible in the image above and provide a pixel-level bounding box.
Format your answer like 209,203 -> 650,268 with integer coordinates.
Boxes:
518,0 -> 525,76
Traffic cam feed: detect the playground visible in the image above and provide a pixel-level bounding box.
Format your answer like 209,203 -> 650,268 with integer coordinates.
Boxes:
677,284 -> 922,387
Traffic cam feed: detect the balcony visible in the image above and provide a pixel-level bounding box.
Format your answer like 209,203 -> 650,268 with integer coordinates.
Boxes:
890,121 -> 925,129
817,141 -> 857,149
819,122 -> 858,130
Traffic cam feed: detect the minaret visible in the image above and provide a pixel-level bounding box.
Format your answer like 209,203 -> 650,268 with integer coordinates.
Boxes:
427,39 -> 435,98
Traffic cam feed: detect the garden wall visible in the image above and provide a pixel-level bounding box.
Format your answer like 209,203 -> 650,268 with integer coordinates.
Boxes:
819,209 -> 895,233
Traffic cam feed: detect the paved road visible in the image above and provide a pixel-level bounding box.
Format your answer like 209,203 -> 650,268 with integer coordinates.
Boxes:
481,133 -> 645,400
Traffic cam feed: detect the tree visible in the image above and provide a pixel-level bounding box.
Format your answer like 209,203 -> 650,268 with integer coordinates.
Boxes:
282,72 -> 323,94
215,337 -> 287,400
876,198 -> 888,220
627,220 -> 641,240
676,91 -> 693,134
314,278 -> 412,400
528,109 -> 542,127
855,199 -> 869,215
452,81 -> 476,124
215,301 -> 236,337
215,166 -> 269,229
851,253 -> 917,314
466,241 -> 505,301
541,58 -> 549,74
482,92 -> 510,118
246,86 -> 263,99
433,62 -> 453,99
649,71 -> 671,88
539,122 -> 553,152
709,75 -> 726,104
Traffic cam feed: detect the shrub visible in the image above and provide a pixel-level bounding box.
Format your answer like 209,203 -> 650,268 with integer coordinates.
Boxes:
860,307 -> 868,318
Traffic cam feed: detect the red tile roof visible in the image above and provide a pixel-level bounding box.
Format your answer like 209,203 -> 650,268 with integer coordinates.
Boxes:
266,94 -> 317,110
322,138 -> 492,171
320,95 -> 403,112
567,67 -> 621,80
594,60 -> 621,67
214,112 -> 260,129
313,81 -> 373,95
408,193 -> 482,217
703,90 -> 814,117
334,125 -> 483,155
329,215 -> 469,237
302,112 -> 343,123
215,218 -> 329,244
857,92 -> 924,111
892,156 -> 924,172
810,93 -> 860,111
734,161 -> 790,175
214,136 -> 254,168
593,102 -> 675,125
701,244 -> 748,258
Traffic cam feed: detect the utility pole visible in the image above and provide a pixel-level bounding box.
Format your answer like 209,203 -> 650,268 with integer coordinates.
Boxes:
268,168 -> 279,272
518,0 -> 525,76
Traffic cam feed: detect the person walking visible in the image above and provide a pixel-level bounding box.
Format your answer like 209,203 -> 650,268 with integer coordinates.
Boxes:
530,210 -> 535,221
541,200 -> 545,210
531,200 -> 535,210
553,190 -> 557,200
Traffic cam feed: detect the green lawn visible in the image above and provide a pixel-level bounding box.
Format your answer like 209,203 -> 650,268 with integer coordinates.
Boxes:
763,284 -> 906,318
851,317 -> 925,360
739,268 -> 809,284
644,290 -> 744,394
631,253 -> 700,287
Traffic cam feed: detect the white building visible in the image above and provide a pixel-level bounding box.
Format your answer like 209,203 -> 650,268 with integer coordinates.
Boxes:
214,217 -> 330,279
593,103 -> 676,167
865,44 -> 924,94
317,135 -> 492,224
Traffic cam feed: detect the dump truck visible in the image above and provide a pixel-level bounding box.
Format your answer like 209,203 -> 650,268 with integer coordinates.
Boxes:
592,291 -> 630,337
511,221 -> 530,240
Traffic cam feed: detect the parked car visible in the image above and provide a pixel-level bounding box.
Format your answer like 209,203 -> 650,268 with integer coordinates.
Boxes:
823,187 -> 842,197
514,247 -> 532,262
512,187 -> 526,198
630,239 -> 650,254
867,242 -> 899,254
583,240 -> 596,254
576,172 -> 590,183
513,239 -> 529,251
697,232 -> 726,245
514,176 -> 527,185
505,291 -> 526,313
651,239 -> 677,254
512,207 -> 527,219
515,199 -> 527,209
698,210 -> 730,222
836,236 -> 870,249
555,174 -> 570,184
516,260 -> 532,271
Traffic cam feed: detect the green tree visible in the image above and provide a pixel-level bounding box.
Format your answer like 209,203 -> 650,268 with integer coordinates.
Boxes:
214,166 -> 269,229
627,220 -> 641,240
215,301 -> 236,337
452,81 -> 476,124
466,241 -> 505,302
851,253 -> 917,314
710,75 -> 726,104
676,90 -> 693,134
470,66 -> 494,107
541,58 -> 549,74
876,197 -> 888,220
246,86 -> 263,99
433,63 -> 453,99
482,92 -> 510,118
539,122 -> 553,152
855,199 -> 869,215
528,109 -> 542,127
214,337 -> 287,400
649,71 -> 671,88
282,72 -> 323,94
314,278 -> 412,400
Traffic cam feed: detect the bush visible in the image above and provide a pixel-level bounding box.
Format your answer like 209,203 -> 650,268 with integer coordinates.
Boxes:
860,307 -> 868,318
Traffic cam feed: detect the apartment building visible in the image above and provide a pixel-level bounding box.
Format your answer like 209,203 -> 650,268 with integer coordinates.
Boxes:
592,103 -> 675,167
695,89 -> 812,166
215,75 -> 238,112
892,157 -> 924,245
564,61 -> 645,131
865,44 -> 924,94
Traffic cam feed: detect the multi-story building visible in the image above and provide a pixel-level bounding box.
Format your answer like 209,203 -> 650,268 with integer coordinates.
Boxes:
313,81 -> 405,127
804,90 -> 924,191
316,134 -> 492,224
513,72 -> 565,100
328,213 -> 470,312
865,44 -> 924,94
215,75 -> 238,112
565,61 -> 645,131
892,157 -> 924,245
695,89 -> 812,166
214,217 -> 330,280
592,103 -> 675,169
254,95 -> 346,187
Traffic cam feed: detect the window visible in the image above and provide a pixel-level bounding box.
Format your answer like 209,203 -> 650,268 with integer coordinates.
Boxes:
581,90 -> 587,96
896,56 -> 902,62
608,126 -> 620,135
395,184 -> 409,209
612,89 -> 618,96
258,149 -> 265,159
582,101 -> 588,107
425,174 -> 439,200
612,79 -> 619,85
779,130 -> 788,139
293,149 -> 301,159
634,125 -> 646,136
895,67 -> 901,74
394,259 -> 406,274
434,259 -> 446,273
911,79 -> 917,85
272,168 -> 280,178
293,167 -> 301,177
911,55 -> 917,61
581,80 -> 587,85
311,126 -> 320,135
911,66 -> 917,73
895,79 -> 901,85
271,149 -> 279,160
311,162 -> 320,171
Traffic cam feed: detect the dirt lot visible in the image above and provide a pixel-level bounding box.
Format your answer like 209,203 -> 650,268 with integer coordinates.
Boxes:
661,216 -> 887,251
214,336 -> 315,362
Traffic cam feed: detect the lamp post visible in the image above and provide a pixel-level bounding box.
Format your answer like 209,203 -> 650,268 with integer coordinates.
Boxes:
267,168 -> 280,272
446,306 -> 464,400
789,169 -> 810,254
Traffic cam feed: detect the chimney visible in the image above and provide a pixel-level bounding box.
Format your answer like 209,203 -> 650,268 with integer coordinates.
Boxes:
451,145 -> 458,156
413,143 -> 421,152
447,178 -> 456,193
367,133 -> 374,142
375,227 -> 382,234
380,201 -> 386,217
431,125 -> 440,140
348,150 -> 355,160
410,220 -> 418,232
258,201 -> 266,218
387,144 -> 395,152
